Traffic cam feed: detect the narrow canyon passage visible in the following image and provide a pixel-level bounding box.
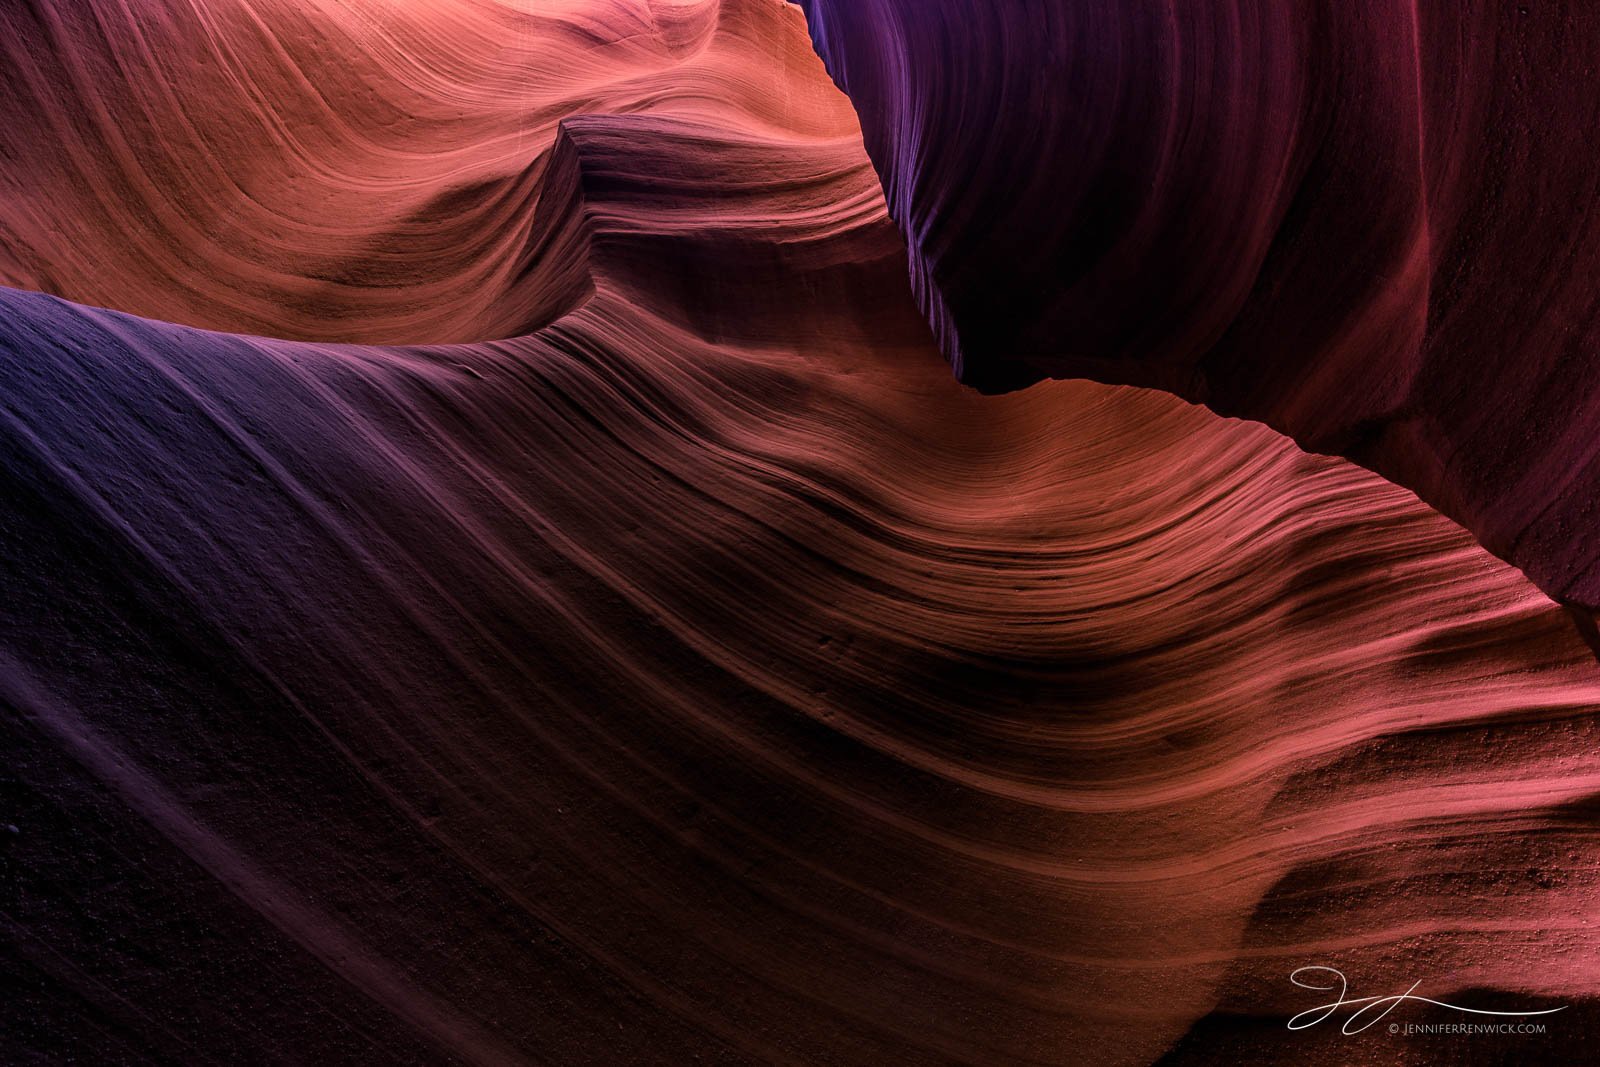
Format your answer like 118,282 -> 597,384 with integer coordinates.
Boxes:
2,2 -> 1597,1063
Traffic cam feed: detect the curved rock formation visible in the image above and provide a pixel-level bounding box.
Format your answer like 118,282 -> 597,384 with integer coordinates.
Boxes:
2,1 -> 1597,1064
0,0 -> 855,342
796,0 -> 1600,614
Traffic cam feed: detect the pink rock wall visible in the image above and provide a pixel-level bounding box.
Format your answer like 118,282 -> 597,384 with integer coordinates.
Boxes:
1,2 -> 1596,1063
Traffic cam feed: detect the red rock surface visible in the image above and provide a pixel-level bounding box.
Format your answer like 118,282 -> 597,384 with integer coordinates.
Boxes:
797,0 -> 1600,614
1,1 -> 1596,1063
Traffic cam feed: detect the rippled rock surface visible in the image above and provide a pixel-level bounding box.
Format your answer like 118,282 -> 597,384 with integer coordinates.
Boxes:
2,2 -> 1597,1064
797,0 -> 1600,613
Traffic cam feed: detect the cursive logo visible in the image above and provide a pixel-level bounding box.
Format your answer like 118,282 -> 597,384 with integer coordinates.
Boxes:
1287,966 -> 1567,1035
